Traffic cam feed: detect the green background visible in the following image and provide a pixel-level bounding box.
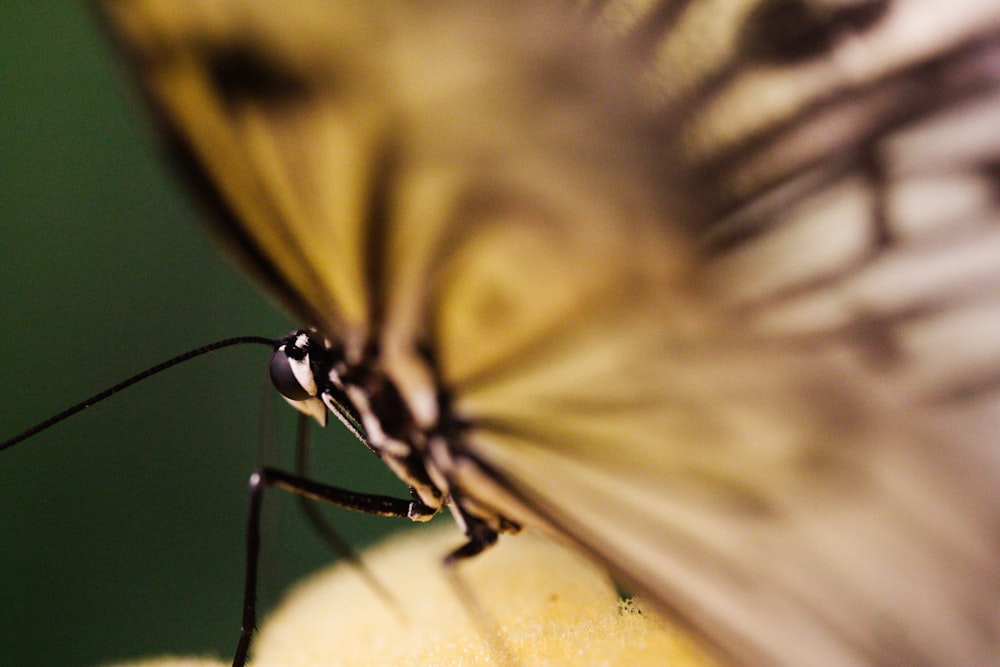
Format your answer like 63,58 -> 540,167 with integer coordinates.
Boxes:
1,4 -> 417,665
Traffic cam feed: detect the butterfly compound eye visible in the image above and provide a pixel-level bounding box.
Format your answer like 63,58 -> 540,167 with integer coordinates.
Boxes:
269,347 -> 313,401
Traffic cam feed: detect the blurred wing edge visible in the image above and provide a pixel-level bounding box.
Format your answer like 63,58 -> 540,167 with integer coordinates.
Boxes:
91,0 -> 359,337
451,351 -> 1000,667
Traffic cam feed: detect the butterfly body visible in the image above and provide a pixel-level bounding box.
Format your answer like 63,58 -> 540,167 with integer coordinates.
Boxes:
269,327 -> 522,542
86,1 -> 1000,665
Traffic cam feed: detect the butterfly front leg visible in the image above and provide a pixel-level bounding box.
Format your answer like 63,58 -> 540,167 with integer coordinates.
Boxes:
234,466 -> 437,667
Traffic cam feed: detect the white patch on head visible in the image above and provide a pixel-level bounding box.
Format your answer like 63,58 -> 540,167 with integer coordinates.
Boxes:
287,353 -> 318,397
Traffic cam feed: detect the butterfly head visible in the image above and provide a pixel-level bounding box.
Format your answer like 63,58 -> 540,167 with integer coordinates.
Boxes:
269,329 -> 335,426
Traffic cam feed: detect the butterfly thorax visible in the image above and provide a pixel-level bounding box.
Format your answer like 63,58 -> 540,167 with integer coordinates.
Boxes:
269,329 -> 519,540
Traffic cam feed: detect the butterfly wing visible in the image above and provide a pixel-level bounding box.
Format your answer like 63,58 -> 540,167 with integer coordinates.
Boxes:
454,321 -> 1000,666
96,0 -> 684,416
449,2 -> 1000,664
684,0 -> 1000,471
97,2 -> 407,349
98,1 -> 1000,666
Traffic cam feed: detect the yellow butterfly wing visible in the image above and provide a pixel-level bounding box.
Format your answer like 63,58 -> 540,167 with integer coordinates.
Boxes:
447,2 -> 1000,664
98,0 -> 683,414
98,1 -> 1000,666
100,2 -> 402,348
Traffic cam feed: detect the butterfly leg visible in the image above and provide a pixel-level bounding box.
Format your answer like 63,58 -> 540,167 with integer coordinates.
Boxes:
233,466 -> 436,667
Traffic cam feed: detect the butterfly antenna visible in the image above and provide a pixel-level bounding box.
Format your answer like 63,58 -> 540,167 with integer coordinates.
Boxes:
0,335 -> 277,452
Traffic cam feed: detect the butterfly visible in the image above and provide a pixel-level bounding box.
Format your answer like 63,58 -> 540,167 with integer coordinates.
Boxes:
43,0 -> 1000,665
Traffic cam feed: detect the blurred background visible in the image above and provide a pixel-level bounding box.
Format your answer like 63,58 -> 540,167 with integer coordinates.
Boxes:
0,4 -> 418,665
